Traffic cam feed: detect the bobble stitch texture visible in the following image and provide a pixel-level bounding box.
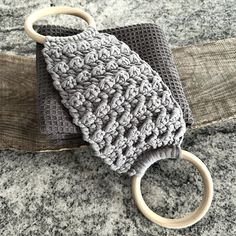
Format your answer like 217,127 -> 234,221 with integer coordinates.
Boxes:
42,27 -> 186,175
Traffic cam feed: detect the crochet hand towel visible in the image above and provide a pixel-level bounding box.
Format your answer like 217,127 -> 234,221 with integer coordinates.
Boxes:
42,27 -> 186,175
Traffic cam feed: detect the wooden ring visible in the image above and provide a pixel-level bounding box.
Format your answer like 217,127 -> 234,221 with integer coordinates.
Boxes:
131,150 -> 213,229
24,6 -> 96,44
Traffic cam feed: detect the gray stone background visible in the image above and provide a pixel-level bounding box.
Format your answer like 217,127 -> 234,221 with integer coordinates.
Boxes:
0,0 -> 236,235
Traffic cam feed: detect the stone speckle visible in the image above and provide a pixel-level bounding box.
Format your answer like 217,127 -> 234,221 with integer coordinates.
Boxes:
0,120 -> 235,235
0,0 -> 236,55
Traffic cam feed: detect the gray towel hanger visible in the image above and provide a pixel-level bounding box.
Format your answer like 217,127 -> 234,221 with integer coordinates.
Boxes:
24,6 -> 213,229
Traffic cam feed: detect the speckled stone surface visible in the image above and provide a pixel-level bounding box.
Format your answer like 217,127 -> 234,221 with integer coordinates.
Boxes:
0,0 -> 236,235
1,0 -> 236,55
0,120 -> 236,235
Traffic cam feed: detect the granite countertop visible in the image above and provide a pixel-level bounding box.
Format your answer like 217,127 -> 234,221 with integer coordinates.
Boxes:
0,0 -> 236,235
1,0 -> 236,55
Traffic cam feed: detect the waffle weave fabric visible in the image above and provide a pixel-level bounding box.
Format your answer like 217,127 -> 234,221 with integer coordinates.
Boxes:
36,24 -> 193,141
42,27 -> 186,175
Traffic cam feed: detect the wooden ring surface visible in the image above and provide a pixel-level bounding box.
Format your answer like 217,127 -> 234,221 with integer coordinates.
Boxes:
131,150 -> 213,229
24,6 -> 96,44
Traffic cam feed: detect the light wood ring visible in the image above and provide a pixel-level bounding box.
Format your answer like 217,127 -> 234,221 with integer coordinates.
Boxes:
24,6 -> 96,44
132,150 -> 213,229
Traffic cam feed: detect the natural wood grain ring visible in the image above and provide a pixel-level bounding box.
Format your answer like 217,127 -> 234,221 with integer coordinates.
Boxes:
24,6 -> 96,44
132,150 -> 213,229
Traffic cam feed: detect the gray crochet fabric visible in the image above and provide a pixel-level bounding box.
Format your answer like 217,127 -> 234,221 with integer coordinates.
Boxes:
42,27 -> 186,176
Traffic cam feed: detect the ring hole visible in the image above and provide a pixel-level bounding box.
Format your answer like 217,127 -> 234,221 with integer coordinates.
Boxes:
141,158 -> 203,218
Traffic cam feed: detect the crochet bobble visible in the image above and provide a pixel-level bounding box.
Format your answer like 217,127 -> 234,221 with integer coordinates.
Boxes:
42,27 -> 186,176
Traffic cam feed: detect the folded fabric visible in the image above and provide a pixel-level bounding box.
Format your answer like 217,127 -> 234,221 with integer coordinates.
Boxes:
36,24 -> 193,142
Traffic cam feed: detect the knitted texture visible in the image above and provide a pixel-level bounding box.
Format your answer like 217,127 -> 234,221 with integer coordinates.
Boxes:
36,24 -> 193,141
42,27 -> 186,175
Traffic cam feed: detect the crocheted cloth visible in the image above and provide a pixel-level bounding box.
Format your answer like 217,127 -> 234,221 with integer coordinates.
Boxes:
42,27 -> 186,176
36,24 -> 193,142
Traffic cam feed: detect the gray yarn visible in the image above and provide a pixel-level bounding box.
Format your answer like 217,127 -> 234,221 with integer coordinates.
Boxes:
42,27 -> 186,176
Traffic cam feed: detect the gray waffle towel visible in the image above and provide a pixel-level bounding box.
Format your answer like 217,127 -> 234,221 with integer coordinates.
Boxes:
36,24 -> 193,143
